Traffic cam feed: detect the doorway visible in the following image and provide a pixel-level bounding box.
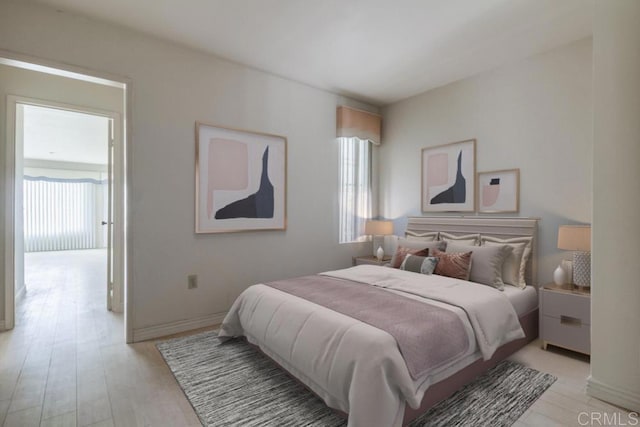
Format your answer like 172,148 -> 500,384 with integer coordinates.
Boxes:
4,88 -> 127,339
20,104 -> 115,322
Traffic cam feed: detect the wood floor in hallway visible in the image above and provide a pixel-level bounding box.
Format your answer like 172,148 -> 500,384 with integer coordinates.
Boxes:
0,250 -> 199,427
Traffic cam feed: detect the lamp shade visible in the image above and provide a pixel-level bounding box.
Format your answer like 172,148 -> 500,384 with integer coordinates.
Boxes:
364,220 -> 393,236
557,225 -> 591,251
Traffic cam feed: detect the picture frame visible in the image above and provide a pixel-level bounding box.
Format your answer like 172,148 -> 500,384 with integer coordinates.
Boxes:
421,139 -> 476,212
195,122 -> 287,233
477,168 -> 520,213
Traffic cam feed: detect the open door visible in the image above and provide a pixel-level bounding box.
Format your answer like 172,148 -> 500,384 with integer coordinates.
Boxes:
104,115 -> 124,313
105,118 -> 115,310
108,113 -> 124,314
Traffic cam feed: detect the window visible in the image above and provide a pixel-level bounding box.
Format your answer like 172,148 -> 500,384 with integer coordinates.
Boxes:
339,137 -> 372,243
23,175 -> 107,252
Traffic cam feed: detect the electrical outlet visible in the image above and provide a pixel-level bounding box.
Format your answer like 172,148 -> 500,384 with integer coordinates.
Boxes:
187,274 -> 198,289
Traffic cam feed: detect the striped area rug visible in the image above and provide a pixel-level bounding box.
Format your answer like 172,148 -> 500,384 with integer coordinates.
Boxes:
156,331 -> 555,427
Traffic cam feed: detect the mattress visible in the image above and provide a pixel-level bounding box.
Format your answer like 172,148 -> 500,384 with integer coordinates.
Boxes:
503,285 -> 538,316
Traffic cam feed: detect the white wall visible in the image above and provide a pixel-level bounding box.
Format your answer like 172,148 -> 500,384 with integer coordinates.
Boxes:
0,1 -> 374,336
0,63 -> 124,322
588,0 -> 640,412
380,38 -> 593,284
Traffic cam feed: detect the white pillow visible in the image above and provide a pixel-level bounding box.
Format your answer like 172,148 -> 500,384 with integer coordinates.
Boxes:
439,232 -> 480,246
446,242 -> 512,290
405,231 -> 438,242
481,236 -> 533,289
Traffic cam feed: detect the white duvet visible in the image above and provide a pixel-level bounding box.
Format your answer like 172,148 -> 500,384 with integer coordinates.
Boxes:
218,265 -> 524,427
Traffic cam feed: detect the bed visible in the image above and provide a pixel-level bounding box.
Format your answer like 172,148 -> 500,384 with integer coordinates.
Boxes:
219,217 -> 540,427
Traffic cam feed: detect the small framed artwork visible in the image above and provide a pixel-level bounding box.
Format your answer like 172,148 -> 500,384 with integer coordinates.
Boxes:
421,139 -> 476,212
477,169 -> 520,213
195,122 -> 287,233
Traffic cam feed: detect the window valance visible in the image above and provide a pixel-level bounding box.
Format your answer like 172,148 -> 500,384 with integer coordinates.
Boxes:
336,106 -> 382,145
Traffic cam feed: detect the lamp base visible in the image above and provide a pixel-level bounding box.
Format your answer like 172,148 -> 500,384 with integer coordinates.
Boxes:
372,235 -> 385,257
573,251 -> 591,287
553,265 -> 567,285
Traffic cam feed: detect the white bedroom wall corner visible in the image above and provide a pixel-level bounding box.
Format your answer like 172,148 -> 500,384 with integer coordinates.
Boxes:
589,0 -> 640,413
379,38 -> 593,284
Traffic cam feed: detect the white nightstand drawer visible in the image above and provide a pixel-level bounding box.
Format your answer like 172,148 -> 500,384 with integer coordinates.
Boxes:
541,315 -> 590,354
541,290 -> 590,324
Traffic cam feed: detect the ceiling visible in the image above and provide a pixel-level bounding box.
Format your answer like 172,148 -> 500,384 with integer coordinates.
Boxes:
23,105 -> 109,165
32,0 -> 592,105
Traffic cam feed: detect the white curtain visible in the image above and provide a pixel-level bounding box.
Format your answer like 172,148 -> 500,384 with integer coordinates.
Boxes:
23,176 -> 107,252
339,137 -> 372,243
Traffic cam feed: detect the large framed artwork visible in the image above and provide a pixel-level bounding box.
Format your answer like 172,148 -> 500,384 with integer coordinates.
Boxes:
195,122 -> 287,233
421,139 -> 476,212
477,169 -> 520,213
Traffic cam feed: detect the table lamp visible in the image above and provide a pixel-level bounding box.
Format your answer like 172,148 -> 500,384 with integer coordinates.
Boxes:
364,220 -> 393,261
557,225 -> 591,288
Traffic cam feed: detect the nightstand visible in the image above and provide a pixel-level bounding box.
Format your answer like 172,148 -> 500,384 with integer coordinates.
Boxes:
540,283 -> 591,355
352,255 -> 391,266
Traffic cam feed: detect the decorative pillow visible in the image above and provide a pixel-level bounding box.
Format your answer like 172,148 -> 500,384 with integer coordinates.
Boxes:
405,231 -> 438,242
481,236 -> 533,289
400,255 -> 439,275
391,247 -> 429,268
445,243 -> 513,290
389,238 -> 446,268
439,232 -> 480,246
432,248 -> 472,281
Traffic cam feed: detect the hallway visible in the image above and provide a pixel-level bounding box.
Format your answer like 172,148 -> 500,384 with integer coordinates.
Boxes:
0,250 -> 200,427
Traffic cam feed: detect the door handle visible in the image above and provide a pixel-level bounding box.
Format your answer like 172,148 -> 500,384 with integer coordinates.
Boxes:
101,221 -> 113,226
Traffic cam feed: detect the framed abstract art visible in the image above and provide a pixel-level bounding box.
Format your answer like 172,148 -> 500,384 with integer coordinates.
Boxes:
421,139 -> 476,212
477,169 -> 520,213
195,122 -> 287,233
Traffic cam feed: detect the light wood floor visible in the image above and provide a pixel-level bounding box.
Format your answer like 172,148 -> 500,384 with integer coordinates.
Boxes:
0,250 -> 635,426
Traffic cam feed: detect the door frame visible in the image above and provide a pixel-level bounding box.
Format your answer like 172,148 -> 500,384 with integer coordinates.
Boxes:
1,50 -> 133,342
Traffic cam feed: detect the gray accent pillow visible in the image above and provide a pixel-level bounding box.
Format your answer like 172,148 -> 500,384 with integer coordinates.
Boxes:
481,236 -> 533,289
390,238 -> 446,268
446,242 -> 513,290
400,255 -> 439,275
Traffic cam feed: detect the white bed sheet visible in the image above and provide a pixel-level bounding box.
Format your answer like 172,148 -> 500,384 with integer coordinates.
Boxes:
503,285 -> 538,316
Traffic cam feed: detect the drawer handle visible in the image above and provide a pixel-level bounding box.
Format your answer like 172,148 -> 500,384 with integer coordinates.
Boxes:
560,315 -> 582,326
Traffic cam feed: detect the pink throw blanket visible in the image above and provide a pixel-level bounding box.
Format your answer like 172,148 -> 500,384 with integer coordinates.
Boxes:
265,275 -> 469,379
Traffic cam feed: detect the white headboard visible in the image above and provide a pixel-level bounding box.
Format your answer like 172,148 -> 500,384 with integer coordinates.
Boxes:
405,217 -> 540,287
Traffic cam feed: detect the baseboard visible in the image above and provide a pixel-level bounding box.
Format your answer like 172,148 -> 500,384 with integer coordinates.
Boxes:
15,284 -> 26,302
587,375 -> 640,413
132,312 -> 227,342
0,320 -> 5,330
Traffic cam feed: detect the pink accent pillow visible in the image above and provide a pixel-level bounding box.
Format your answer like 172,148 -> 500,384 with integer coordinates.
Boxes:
432,248 -> 472,280
391,247 -> 429,269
